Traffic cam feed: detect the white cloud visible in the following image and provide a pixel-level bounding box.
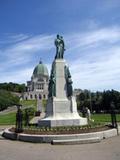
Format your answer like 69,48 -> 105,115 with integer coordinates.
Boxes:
1,26 -> 120,91
98,0 -> 120,11
0,33 -> 30,45
0,34 -> 55,72
70,47 -> 120,91
0,68 -> 33,84
65,26 -> 120,53
0,63 -> 51,84
8,34 -> 54,54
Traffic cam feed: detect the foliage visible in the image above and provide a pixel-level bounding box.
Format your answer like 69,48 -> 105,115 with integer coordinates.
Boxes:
77,89 -> 120,113
0,82 -> 25,93
22,123 -> 110,135
22,107 -> 35,125
0,90 -> 20,111
23,107 -> 35,116
20,100 -> 37,109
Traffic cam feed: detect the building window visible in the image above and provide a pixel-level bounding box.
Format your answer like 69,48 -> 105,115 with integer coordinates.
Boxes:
30,94 -> 33,99
35,94 -> 37,99
39,94 -> 42,100
43,94 -> 46,99
41,84 -> 44,89
38,78 -> 44,82
38,84 -> 44,90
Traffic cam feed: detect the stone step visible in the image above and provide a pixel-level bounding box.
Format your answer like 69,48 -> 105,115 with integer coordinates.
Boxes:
0,131 -> 4,140
30,112 -> 45,124
0,136 -> 4,140
51,137 -> 101,145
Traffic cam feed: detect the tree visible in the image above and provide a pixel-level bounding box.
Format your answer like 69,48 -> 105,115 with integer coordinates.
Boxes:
77,89 -> 120,113
0,90 -> 20,111
0,83 -> 25,93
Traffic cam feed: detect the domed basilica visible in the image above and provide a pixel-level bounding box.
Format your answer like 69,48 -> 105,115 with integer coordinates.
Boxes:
23,60 -> 49,100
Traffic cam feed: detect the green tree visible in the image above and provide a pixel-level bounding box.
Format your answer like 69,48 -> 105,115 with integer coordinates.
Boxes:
0,90 -> 20,111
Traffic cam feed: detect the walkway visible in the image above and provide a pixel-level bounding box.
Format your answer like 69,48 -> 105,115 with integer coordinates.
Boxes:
0,135 -> 120,160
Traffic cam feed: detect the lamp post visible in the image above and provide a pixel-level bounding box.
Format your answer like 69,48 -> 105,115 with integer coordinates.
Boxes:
110,101 -> 117,128
15,105 -> 23,133
89,90 -> 92,113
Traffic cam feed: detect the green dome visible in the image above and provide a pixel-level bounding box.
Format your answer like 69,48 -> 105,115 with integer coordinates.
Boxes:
33,61 -> 49,77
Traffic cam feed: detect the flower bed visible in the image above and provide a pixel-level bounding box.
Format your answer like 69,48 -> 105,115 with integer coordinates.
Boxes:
10,124 -> 111,135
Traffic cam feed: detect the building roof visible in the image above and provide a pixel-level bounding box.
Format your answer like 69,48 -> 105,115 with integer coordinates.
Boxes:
33,60 -> 49,77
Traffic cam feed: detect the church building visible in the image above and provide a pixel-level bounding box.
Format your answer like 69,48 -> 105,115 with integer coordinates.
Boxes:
23,60 -> 49,100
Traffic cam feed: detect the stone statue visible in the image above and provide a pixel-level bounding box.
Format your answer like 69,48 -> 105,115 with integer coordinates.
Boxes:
55,34 -> 65,59
48,63 -> 56,97
64,65 -> 73,97
86,107 -> 91,122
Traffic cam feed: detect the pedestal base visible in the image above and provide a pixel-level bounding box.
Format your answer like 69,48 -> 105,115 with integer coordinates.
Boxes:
38,117 -> 87,127
38,96 -> 87,127
38,59 -> 88,127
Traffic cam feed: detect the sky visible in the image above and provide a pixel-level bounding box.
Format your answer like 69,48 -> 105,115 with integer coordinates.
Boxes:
0,0 -> 120,91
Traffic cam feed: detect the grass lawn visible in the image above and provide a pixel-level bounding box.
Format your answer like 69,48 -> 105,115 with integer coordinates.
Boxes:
20,100 -> 37,109
0,112 -> 16,125
92,114 -> 120,123
0,100 -> 37,125
0,112 -> 120,125
0,112 -> 34,125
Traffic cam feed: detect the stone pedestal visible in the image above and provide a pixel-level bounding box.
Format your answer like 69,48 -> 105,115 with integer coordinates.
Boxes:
38,59 -> 87,127
37,99 -> 42,112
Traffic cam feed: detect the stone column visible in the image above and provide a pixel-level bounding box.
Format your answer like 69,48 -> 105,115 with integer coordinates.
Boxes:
55,59 -> 67,99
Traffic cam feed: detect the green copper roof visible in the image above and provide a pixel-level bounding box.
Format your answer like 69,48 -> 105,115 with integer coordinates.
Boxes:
33,61 -> 49,77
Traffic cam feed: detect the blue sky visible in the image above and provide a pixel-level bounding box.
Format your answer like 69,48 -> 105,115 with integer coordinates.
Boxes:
0,0 -> 120,91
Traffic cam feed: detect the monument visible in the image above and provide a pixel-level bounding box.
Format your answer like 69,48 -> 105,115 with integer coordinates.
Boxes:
38,35 -> 87,127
